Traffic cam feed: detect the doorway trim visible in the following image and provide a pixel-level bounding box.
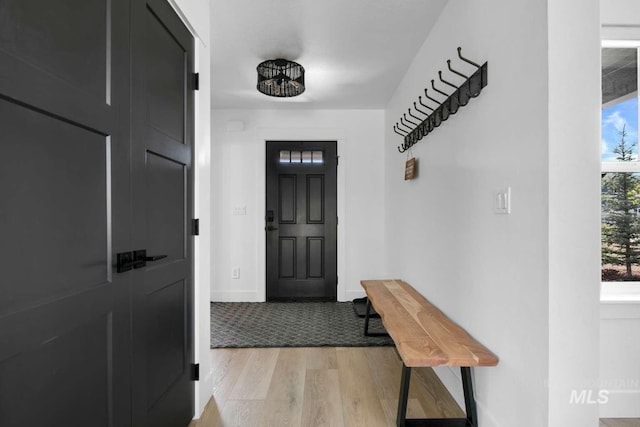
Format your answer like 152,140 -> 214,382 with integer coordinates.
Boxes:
256,128 -> 346,301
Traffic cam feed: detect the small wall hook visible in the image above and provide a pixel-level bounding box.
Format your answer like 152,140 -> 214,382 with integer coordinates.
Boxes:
438,71 -> 458,91
457,46 -> 481,68
394,124 -> 407,136
403,113 -> 418,127
431,79 -> 449,98
447,59 -> 468,79
414,101 -> 429,116
418,96 -> 434,112
424,89 -> 441,106
408,108 -> 422,122
398,118 -> 413,132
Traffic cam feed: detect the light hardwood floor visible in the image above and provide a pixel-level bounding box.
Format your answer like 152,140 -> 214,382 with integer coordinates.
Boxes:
190,346 -> 640,427
190,346 -> 463,427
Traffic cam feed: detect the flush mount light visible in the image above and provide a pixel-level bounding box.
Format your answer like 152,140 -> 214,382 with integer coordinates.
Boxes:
256,59 -> 305,97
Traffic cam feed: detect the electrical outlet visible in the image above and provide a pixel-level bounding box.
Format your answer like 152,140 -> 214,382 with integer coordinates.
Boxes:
495,187 -> 511,214
231,267 -> 240,279
232,206 -> 247,216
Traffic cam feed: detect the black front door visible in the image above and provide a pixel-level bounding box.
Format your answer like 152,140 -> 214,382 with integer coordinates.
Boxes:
130,1 -> 194,425
266,141 -> 338,301
0,1 -> 194,426
0,0 -> 131,425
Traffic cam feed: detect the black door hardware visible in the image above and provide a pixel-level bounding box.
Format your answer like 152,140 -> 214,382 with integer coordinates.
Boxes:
116,250 -> 167,273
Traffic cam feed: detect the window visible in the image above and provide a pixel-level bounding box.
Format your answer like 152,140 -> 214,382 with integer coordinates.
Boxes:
279,150 -> 324,164
601,42 -> 640,292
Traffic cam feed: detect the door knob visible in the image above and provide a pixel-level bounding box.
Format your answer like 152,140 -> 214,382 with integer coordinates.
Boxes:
266,225 -> 278,231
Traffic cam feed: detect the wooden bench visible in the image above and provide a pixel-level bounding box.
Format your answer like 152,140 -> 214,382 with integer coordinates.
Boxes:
361,279 -> 499,427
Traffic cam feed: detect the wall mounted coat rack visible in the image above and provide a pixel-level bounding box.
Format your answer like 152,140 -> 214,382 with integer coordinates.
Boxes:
394,47 -> 488,153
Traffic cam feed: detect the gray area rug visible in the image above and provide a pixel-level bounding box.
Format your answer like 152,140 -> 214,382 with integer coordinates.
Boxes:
210,302 -> 393,348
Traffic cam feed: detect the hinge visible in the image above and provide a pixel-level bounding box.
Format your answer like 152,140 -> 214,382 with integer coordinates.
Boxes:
336,155 -> 339,166
192,218 -> 200,236
193,73 -> 200,91
191,363 -> 200,381
337,216 -> 339,226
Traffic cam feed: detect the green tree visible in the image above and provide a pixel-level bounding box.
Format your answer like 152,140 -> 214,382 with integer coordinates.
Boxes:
602,125 -> 640,279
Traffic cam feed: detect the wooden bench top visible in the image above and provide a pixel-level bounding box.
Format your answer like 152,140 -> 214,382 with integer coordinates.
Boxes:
361,279 -> 499,368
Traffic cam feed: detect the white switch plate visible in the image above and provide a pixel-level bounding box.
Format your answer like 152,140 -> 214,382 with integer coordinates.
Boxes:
231,267 -> 240,279
495,187 -> 511,214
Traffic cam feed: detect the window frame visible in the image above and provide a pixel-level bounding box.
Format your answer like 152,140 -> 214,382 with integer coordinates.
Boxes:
601,38 -> 640,302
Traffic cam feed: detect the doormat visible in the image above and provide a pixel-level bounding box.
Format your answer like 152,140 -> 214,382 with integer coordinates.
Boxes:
210,302 -> 393,348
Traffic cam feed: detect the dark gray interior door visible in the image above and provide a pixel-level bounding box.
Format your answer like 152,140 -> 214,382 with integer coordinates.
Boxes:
266,141 -> 338,301
131,1 -> 195,425
0,1 -> 194,426
0,1 -> 132,426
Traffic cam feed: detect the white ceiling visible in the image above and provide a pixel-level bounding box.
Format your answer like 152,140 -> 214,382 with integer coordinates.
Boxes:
210,0 -> 449,109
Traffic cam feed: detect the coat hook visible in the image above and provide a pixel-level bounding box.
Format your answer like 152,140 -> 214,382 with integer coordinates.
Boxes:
397,144 -> 406,153
398,119 -> 413,132
397,124 -> 409,135
457,46 -> 481,68
393,125 -> 407,136
431,79 -> 449,98
414,101 -> 429,116
408,108 -> 422,122
418,96 -> 434,111
447,59 -> 468,79
424,89 -> 441,106
403,113 -> 418,127
438,71 -> 458,91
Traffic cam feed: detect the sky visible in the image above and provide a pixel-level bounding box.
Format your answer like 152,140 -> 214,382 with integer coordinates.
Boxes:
602,96 -> 639,161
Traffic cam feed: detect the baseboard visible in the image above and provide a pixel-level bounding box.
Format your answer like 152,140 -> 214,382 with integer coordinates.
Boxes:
433,366 -> 501,427
344,289 -> 366,302
433,366 -> 464,409
600,393 -> 640,418
194,367 -> 214,419
212,290 -> 366,303
210,291 -> 262,302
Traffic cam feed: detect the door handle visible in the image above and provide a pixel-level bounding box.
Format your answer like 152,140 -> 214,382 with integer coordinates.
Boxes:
132,250 -> 166,269
143,254 -> 168,262
266,225 -> 278,231
115,250 -> 167,272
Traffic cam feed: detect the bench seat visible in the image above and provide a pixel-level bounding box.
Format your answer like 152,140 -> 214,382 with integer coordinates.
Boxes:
361,279 -> 498,368
361,279 -> 498,427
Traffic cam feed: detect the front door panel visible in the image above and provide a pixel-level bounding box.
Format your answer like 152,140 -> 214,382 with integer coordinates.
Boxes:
266,141 -> 338,301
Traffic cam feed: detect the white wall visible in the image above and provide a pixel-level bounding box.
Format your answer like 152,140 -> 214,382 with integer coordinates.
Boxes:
547,0 -> 601,424
598,0 -> 640,418
168,0 -> 213,418
600,304 -> 640,417
210,109 -> 386,302
384,0 -> 600,425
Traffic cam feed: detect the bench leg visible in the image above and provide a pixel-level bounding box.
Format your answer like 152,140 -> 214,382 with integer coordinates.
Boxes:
397,365 -> 411,427
363,298 -> 389,337
396,364 -> 478,427
461,367 -> 478,427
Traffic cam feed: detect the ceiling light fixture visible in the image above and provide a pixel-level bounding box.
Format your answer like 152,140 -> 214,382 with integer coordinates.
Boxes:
257,59 -> 305,97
